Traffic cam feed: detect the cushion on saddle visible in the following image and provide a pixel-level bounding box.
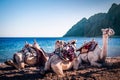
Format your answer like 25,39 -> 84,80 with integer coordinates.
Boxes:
78,41 -> 98,54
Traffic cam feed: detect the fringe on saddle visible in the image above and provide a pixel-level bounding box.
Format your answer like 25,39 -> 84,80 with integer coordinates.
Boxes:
77,41 -> 98,54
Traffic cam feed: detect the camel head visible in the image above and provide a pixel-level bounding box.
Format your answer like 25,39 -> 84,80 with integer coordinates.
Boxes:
23,46 -> 37,65
22,41 -> 38,59
64,41 -> 76,54
101,28 -> 115,37
24,41 -> 32,48
22,41 -> 32,52
55,40 -> 65,49
67,43 -> 77,61
69,40 -> 77,47
68,45 -> 76,53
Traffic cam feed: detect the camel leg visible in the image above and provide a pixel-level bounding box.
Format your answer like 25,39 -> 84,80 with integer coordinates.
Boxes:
88,52 -> 102,67
14,53 -> 25,69
73,57 -> 82,70
90,61 -> 102,67
44,61 -> 51,71
40,61 -> 51,75
19,62 -> 25,69
51,63 -> 65,77
5,60 -> 20,69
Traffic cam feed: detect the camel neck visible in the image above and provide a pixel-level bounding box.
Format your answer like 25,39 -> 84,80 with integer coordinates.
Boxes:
101,34 -> 108,61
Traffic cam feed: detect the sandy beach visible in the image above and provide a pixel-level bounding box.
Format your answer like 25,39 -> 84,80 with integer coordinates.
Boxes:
0,57 -> 120,80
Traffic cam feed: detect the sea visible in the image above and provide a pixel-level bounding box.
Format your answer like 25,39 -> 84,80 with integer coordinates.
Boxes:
0,37 -> 120,63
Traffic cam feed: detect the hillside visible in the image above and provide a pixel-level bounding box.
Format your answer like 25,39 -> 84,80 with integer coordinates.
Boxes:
64,3 -> 120,37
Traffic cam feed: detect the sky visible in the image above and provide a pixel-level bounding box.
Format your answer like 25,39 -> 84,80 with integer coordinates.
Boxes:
0,0 -> 120,37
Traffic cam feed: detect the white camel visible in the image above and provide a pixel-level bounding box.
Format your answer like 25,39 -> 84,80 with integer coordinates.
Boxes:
5,40 -> 48,70
44,28 -> 114,77
44,40 -> 79,77
75,28 -> 115,69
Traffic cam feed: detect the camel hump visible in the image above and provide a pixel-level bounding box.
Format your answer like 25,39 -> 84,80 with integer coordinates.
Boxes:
89,41 -> 98,51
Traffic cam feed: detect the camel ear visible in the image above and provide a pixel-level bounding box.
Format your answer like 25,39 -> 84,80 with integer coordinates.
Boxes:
101,29 -> 105,32
25,41 -> 28,45
34,39 -> 37,44
74,40 -> 77,43
84,41 -> 86,44
71,40 -> 77,44
55,40 -> 60,44
112,29 -> 115,35
92,38 -> 95,41
33,39 -> 40,49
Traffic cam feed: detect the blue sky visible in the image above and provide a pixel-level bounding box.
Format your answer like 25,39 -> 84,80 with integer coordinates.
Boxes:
0,0 -> 120,37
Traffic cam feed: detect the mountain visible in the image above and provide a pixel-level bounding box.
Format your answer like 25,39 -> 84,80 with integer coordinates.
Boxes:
63,3 -> 120,37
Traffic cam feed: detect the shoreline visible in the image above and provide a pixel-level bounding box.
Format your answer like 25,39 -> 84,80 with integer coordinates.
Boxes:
0,57 -> 120,80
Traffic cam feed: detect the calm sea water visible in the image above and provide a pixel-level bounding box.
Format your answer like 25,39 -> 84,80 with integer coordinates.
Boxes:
0,37 -> 120,62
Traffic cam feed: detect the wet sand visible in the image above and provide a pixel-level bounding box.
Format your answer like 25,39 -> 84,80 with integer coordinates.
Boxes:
0,57 -> 120,80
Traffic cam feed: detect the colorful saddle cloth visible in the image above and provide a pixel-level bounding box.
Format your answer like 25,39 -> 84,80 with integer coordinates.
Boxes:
54,47 -> 76,62
77,41 -> 98,54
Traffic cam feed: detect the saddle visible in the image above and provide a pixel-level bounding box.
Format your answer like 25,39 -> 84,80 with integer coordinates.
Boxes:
62,50 -> 75,62
77,41 -> 98,54
54,48 -> 75,62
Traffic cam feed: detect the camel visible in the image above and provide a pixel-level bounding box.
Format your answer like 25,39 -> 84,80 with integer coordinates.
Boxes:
5,40 -> 48,70
44,28 -> 114,77
44,40 -> 79,77
76,28 -> 115,68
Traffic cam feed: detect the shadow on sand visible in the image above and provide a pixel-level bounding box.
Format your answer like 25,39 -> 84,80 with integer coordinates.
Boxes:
0,59 -> 120,80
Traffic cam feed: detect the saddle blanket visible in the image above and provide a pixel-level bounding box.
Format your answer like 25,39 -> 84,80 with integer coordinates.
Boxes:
77,41 -> 98,54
